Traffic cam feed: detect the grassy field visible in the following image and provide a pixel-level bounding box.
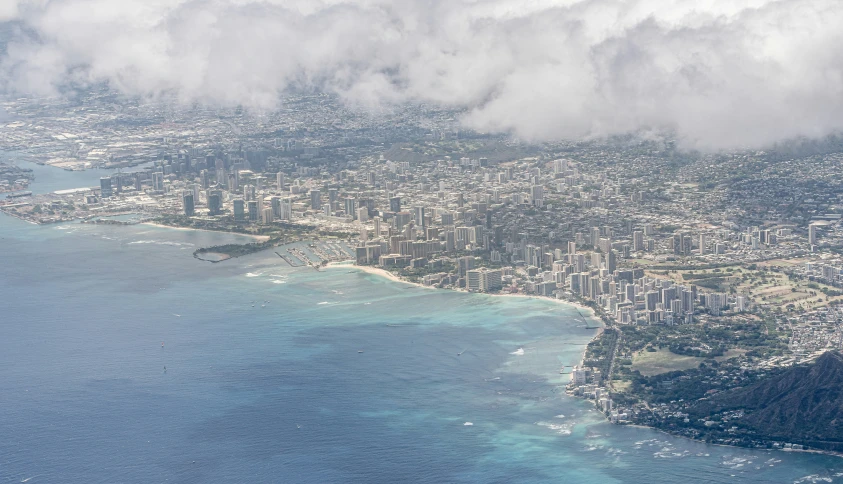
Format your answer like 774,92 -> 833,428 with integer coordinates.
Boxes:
631,348 -> 746,377
628,257 -> 843,313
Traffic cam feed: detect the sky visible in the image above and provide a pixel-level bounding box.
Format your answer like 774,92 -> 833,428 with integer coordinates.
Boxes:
0,0 -> 841,150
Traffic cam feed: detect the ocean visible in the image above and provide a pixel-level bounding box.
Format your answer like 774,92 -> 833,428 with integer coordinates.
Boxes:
1,156 -> 842,483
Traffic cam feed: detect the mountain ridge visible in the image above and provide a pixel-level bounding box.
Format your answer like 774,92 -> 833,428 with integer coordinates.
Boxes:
691,351 -> 843,451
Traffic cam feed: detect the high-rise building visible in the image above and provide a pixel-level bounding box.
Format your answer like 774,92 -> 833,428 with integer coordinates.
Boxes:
589,278 -> 602,299
261,207 -> 273,225
207,190 -> 222,216
645,291 -> 660,311
706,293 -> 726,316
394,211 -> 412,230
572,253 -> 585,273
736,295 -> 748,312
809,224 -> 818,246
457,226 -> 478,246
552,159 -> 566,174
310,190 -> 321,210
248,200 -> 258,222
445,230 -> 456,252
276,172 -> 285,189
673,233 -> 693,255
467,270 -> 483,292
243,184 -> 255,201
359,198 -> 375,217
632,231 -> 644,251
457,256 -> 475,276
389,196 -> 401,213
279,198 -> 293,221
413,206 -> 426,228
681,288 -> 695,314
466,268 -> 503,293
590,251 -> 602,270
625,283 -> 636,303
373,217 -> 381,237
152,172 -> 165,192
357,207 -> 369,222
233,199 -> 246,222
229,171 -> 239,191
530,185 -> 544,206
100,177 -> 113,198
606,250 -> 616,273
344,198 -> 357,218
182,192 -> 195,216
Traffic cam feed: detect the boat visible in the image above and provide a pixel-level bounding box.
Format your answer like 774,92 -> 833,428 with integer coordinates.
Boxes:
358,350 -> 364,353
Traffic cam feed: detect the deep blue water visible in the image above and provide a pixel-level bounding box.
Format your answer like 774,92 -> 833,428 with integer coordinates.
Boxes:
1,160 -> 843,483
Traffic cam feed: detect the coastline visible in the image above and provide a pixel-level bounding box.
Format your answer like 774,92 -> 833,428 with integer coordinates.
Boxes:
327,262 -> 602,326
623,423 -> 843,459
142,222 -> 271,242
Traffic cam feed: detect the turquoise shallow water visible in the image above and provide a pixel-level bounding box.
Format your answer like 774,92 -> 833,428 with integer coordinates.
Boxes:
1,159 -> 843,483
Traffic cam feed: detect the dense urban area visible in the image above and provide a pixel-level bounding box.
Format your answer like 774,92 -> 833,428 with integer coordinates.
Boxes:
4,90 -> 843,453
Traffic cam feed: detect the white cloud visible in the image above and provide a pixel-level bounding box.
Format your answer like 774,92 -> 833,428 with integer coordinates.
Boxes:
0,0 -> 841,150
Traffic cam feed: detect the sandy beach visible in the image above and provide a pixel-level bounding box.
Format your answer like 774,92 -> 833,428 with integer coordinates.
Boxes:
142,222 -> 271,242
326,262 -> 602,326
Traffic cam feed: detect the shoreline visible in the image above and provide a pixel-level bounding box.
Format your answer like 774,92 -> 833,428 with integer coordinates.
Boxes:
622,423 -> 843,459
327,262 -> 602,325
141,222 -> 271,242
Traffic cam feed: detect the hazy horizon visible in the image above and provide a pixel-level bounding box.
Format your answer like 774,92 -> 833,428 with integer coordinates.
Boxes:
0,0 -> 841,151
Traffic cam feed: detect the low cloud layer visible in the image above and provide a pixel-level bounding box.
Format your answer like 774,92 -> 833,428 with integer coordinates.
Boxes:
1,0 -> 841,150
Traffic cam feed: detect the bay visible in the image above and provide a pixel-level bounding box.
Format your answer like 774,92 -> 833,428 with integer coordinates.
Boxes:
0,160 -> 841,483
